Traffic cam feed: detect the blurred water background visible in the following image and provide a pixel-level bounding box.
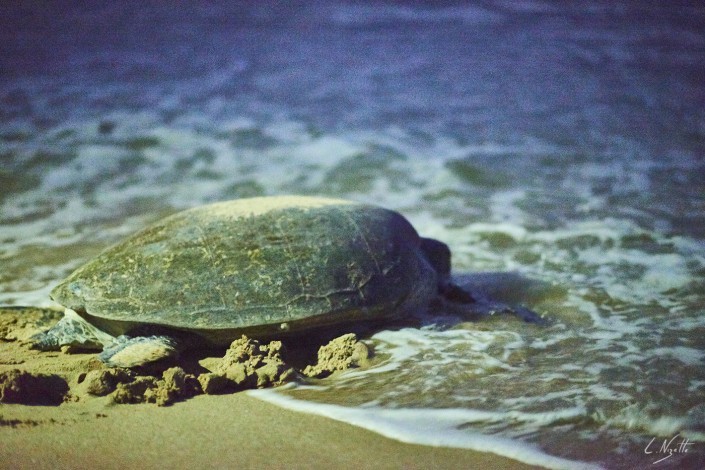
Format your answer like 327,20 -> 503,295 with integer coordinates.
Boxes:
1,2 -> 704,468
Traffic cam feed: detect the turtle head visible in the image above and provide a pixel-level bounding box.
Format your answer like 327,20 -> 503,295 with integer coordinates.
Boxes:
420,237 -> 475,304
419,238 -> 451,289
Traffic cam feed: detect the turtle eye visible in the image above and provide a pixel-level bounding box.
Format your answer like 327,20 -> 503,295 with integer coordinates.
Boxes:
69,282 -> 83,296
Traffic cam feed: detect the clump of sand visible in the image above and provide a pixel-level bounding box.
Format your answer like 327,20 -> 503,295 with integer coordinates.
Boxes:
0,369 -> 69,405
77,368 -> 134,396
76,367 -> 201,406
113,367 -> 201,406
200,335 -> 296,394
303,333 -> 370,378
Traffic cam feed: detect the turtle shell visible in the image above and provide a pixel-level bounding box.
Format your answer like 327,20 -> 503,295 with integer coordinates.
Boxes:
50,196 -> 438,344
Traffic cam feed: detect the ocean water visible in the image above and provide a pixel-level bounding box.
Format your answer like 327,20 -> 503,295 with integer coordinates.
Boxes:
2,2 -> 705,468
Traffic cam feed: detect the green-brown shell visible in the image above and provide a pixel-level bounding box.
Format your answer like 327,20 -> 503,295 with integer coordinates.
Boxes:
50,196 -> 438,341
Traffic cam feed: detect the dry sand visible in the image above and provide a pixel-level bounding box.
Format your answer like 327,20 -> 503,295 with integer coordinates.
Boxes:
0,307 -> 534,469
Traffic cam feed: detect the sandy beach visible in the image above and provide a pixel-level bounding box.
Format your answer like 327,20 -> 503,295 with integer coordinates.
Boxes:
0,307 -> 533,470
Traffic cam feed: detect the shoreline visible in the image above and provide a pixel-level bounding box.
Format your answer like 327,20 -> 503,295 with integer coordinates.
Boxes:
0,307 -> 535,469
1,392 -> 536,470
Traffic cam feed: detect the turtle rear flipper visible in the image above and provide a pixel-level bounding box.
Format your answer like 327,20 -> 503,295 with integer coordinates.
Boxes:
29,308 -> 115,351
99,335 -> 180,368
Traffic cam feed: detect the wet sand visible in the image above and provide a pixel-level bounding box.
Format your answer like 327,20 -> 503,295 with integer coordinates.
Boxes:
0,308 -> 533,469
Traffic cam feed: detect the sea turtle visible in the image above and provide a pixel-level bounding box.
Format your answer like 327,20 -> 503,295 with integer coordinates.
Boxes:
31,196 -> 541,367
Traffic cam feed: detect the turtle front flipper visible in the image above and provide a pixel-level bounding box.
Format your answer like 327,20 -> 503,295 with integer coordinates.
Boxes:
29,308 -> 116,351
483,302 -> 547,324
439,284 -> 547,324
99,335 -> 180,368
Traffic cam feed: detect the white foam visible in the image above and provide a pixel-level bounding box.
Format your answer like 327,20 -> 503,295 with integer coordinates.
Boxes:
466,222 -> 529,241
605,404 -> 705,441
688,383 -> 705,403
489,189 -> 529,225
364,327 -> 522,375
587,384 -> 633,401
250,387 -> 602,470
328,4 -> 502,26
0,284 -> 54,307
502,388 -> 584,406
573,245 -> 693,305
648,346 -> 705,367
